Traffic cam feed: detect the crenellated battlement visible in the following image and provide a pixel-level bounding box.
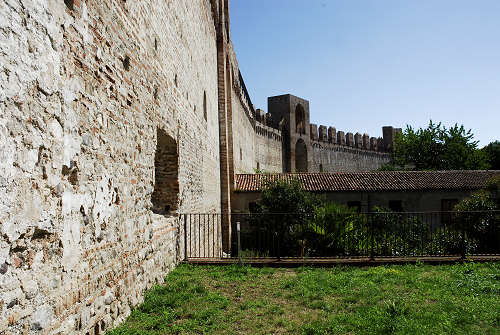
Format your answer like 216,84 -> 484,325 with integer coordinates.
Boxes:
255,119 -> 283,143
265,94 -> 399,172
309,123 -> 402,153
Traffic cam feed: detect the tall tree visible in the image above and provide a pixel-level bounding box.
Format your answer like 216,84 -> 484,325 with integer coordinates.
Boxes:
391,121 -> 490,170
482,141 -> 500,170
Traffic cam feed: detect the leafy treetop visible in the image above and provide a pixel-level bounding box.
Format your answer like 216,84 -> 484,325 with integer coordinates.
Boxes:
390,121 -> 490,171
481,141 -> 500,170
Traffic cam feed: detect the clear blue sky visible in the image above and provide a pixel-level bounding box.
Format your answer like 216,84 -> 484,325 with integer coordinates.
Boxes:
230,0 -> 500,146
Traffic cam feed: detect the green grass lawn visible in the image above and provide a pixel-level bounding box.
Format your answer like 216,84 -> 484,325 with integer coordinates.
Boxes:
107,262 -> 500,335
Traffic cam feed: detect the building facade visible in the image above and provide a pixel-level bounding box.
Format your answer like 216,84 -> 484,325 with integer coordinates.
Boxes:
233,171 -> 500,213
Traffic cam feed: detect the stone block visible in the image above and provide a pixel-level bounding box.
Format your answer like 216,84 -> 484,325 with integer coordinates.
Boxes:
318,125 -> 328,142
377,137 -> 385,152
346,133 -> 354,147
362,134 -> 370,150
383,126 -> 394,152
328,127 -> 336,144
354,132 -> 362,149
337,131 -> 345,145
370,137 -> 378,151
310,124 -> 318,141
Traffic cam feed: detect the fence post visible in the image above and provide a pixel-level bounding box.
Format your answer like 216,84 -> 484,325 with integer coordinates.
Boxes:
276,230 -> 281,261
183,214 -> 188,262
369,214 -> 375,261
460,215 -> 466,260
237,222 -> 242,265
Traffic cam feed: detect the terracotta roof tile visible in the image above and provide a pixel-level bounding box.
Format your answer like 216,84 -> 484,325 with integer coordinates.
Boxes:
235,171 -> 500,192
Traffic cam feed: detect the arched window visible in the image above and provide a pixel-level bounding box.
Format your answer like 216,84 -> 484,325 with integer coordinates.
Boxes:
295,104 -> 306,134
295,139 -> 308,172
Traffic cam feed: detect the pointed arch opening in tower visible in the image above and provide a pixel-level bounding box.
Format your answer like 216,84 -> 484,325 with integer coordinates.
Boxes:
295,138 -> 308,172
295,104 -> 306,135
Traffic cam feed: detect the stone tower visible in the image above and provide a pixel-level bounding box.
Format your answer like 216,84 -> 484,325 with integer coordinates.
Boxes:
268,94 -> 311,172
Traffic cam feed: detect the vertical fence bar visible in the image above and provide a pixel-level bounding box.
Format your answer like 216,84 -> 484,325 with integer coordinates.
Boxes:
369,213 -> 374,260
189,214 -> 192,259
276,215 -> 280,261
211,214 -> 214,258
183,214 -> 188,261
215,214 -> 219,258
218,214 -> 220,258
197,214 -> 200,258
204,214 -> 207,258
237,222 -> 242,265
461,215 -> 466,260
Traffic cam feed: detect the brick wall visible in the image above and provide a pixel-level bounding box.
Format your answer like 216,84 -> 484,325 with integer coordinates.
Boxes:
0,0 -> 220,333
254,123 -> 283,173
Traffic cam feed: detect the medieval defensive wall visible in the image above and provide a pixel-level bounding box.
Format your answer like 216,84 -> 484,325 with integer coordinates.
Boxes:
0,1 -> 398,333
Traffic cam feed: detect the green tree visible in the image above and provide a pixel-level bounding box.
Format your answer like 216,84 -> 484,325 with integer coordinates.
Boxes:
482,141 -> 500,170
391,121 -> 490,170
255,179 -> 318,214
251,179 -> 320,256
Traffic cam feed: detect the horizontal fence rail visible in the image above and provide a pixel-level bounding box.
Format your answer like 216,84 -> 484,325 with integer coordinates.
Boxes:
181,211 -> 500,260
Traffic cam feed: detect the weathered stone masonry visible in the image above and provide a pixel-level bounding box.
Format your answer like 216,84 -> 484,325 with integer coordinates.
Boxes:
1,0 -> 221,333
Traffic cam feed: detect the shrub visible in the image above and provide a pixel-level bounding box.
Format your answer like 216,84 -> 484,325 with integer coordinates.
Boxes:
306,203 -> 367,256
248,179 -> 319,256
255,178 -> 319,214
453,190 -> 498,253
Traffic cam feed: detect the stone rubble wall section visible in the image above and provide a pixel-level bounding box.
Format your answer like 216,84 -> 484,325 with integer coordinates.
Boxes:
0,0 -> 220,334
310,141 -> 391,172
254,123 -> 283,173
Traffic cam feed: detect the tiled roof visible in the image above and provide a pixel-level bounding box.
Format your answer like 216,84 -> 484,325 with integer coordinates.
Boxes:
235,171 -> 500,192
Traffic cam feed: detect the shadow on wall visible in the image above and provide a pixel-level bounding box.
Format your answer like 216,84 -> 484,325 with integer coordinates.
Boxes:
151,128 -> 179,215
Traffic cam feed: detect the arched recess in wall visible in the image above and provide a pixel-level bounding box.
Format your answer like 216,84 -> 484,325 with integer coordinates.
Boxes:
295,139 -> 308,172
295,104 -> 306,135
151,128 -> 179,215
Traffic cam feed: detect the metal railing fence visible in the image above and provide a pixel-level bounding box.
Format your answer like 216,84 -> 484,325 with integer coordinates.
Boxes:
180,211 -> 500,260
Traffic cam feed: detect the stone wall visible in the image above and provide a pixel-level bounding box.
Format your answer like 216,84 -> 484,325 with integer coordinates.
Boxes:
226,45 -> 283,175
230,82 -> 256,174
0,0 -> 221,333
310,141 -> 391,172
254,122 -> 283,173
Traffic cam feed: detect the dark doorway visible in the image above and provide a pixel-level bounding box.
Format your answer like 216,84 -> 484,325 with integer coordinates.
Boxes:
295,139 -> 308,172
